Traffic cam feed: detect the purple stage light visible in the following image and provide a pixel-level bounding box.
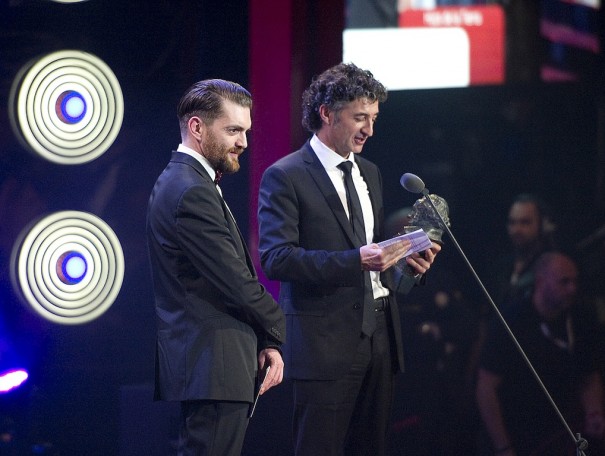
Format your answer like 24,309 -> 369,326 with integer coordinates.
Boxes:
0,369 -> 29,394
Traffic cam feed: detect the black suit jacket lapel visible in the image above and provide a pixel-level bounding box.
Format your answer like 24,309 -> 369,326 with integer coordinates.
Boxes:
172,152 -> 257,277
219,198 -> 257,278
301,143 -> 362,248
355,156 -> 381,243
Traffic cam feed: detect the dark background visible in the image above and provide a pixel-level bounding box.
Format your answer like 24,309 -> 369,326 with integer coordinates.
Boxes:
0,1 -> 604,455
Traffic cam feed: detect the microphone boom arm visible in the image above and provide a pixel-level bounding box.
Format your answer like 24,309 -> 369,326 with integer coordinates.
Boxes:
418,185 -> 589,456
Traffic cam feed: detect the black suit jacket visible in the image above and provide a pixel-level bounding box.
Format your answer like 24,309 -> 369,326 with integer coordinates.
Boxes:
147,151 -> 285,402
258,142 -> 416,380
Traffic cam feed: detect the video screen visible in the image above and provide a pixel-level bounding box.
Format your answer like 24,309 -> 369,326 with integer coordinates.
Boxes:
344,0 -> 601,90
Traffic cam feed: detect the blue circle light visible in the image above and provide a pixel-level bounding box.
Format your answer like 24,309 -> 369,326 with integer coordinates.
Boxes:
56,91 -> 87,124
57,251 -> 87,284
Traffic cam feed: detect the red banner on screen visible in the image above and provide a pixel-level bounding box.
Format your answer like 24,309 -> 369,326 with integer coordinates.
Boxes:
399,6 -> 505,86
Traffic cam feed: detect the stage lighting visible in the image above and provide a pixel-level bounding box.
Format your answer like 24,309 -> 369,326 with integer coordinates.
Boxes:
10,211 -> 125,325
0,369 -> 28,394
9,50 -> 124,165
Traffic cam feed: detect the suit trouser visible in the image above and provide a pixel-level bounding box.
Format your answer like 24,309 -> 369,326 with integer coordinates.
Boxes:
292,311 -> 395,456
178,399 -> 249,456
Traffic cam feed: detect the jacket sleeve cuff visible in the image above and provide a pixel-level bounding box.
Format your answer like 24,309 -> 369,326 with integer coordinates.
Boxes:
257,333 -> 283,355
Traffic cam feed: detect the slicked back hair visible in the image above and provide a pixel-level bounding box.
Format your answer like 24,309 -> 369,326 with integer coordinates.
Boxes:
177,79 -> 252,134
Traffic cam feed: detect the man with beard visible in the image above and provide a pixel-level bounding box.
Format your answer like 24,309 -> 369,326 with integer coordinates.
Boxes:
476,252 -> 604,456
146,79 -> 286,456
492,194 -> 556,310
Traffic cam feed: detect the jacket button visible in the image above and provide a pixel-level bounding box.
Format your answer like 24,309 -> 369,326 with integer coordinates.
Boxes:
353,303 -> 361,309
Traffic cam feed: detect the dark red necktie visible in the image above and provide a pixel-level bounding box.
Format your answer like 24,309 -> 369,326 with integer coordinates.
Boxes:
214,170 -> 223,186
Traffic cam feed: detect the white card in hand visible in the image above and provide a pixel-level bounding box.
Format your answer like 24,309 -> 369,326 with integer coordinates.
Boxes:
248,365 -> 270,418
377,229 -> 432,257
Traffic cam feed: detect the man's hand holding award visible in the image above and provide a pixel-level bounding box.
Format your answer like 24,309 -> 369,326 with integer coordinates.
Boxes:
378,193 -> 450,274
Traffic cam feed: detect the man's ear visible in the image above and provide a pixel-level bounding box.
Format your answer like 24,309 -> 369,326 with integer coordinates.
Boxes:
318,104 -> 332,126
188,116 -> 204,138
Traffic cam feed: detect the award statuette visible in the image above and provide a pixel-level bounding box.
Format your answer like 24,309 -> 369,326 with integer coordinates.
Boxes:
403,194 -> 451,245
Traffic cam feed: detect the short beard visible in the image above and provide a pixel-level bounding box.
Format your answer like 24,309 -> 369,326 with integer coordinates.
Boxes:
203,131 -> 240,175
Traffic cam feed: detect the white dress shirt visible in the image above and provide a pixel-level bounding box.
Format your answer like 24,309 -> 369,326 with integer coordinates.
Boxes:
310,135 -> 389,299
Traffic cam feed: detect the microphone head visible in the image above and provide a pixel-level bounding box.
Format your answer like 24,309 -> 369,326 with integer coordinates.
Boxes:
400,173 -> 425,194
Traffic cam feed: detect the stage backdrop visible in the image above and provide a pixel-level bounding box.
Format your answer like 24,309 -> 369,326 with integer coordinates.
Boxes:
0,1 -> 603,455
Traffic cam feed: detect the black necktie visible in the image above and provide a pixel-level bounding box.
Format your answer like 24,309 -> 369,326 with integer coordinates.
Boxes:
338,161 -> 366,244
338,161 -> 376,336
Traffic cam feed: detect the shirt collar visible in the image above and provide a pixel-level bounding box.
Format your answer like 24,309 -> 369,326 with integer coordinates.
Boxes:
310,135 -> 355,171
176,144 -> 217,182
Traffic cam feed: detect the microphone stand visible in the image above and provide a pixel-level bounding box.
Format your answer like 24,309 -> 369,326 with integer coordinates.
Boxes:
416,186 -> 589,456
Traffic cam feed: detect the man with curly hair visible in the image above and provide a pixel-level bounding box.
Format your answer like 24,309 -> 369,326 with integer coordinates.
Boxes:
258,63 -> 441,455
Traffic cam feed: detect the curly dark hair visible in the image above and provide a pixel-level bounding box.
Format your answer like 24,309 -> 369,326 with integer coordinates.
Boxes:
301,63 -> 387,133
177,79 -> 252,134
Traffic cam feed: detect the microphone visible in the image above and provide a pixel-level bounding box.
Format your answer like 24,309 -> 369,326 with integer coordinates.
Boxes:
399,173 -> 449,244
400,173 -> 426,195
399,173 -> 589,456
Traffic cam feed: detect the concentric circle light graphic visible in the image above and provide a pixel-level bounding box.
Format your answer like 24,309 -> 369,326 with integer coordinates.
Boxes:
11,211 -> 125,325
9,50 -> 124,165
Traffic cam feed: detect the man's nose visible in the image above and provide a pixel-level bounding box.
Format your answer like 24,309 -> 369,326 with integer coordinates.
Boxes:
236,132 -> 247,149
363,120 -> 374,137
